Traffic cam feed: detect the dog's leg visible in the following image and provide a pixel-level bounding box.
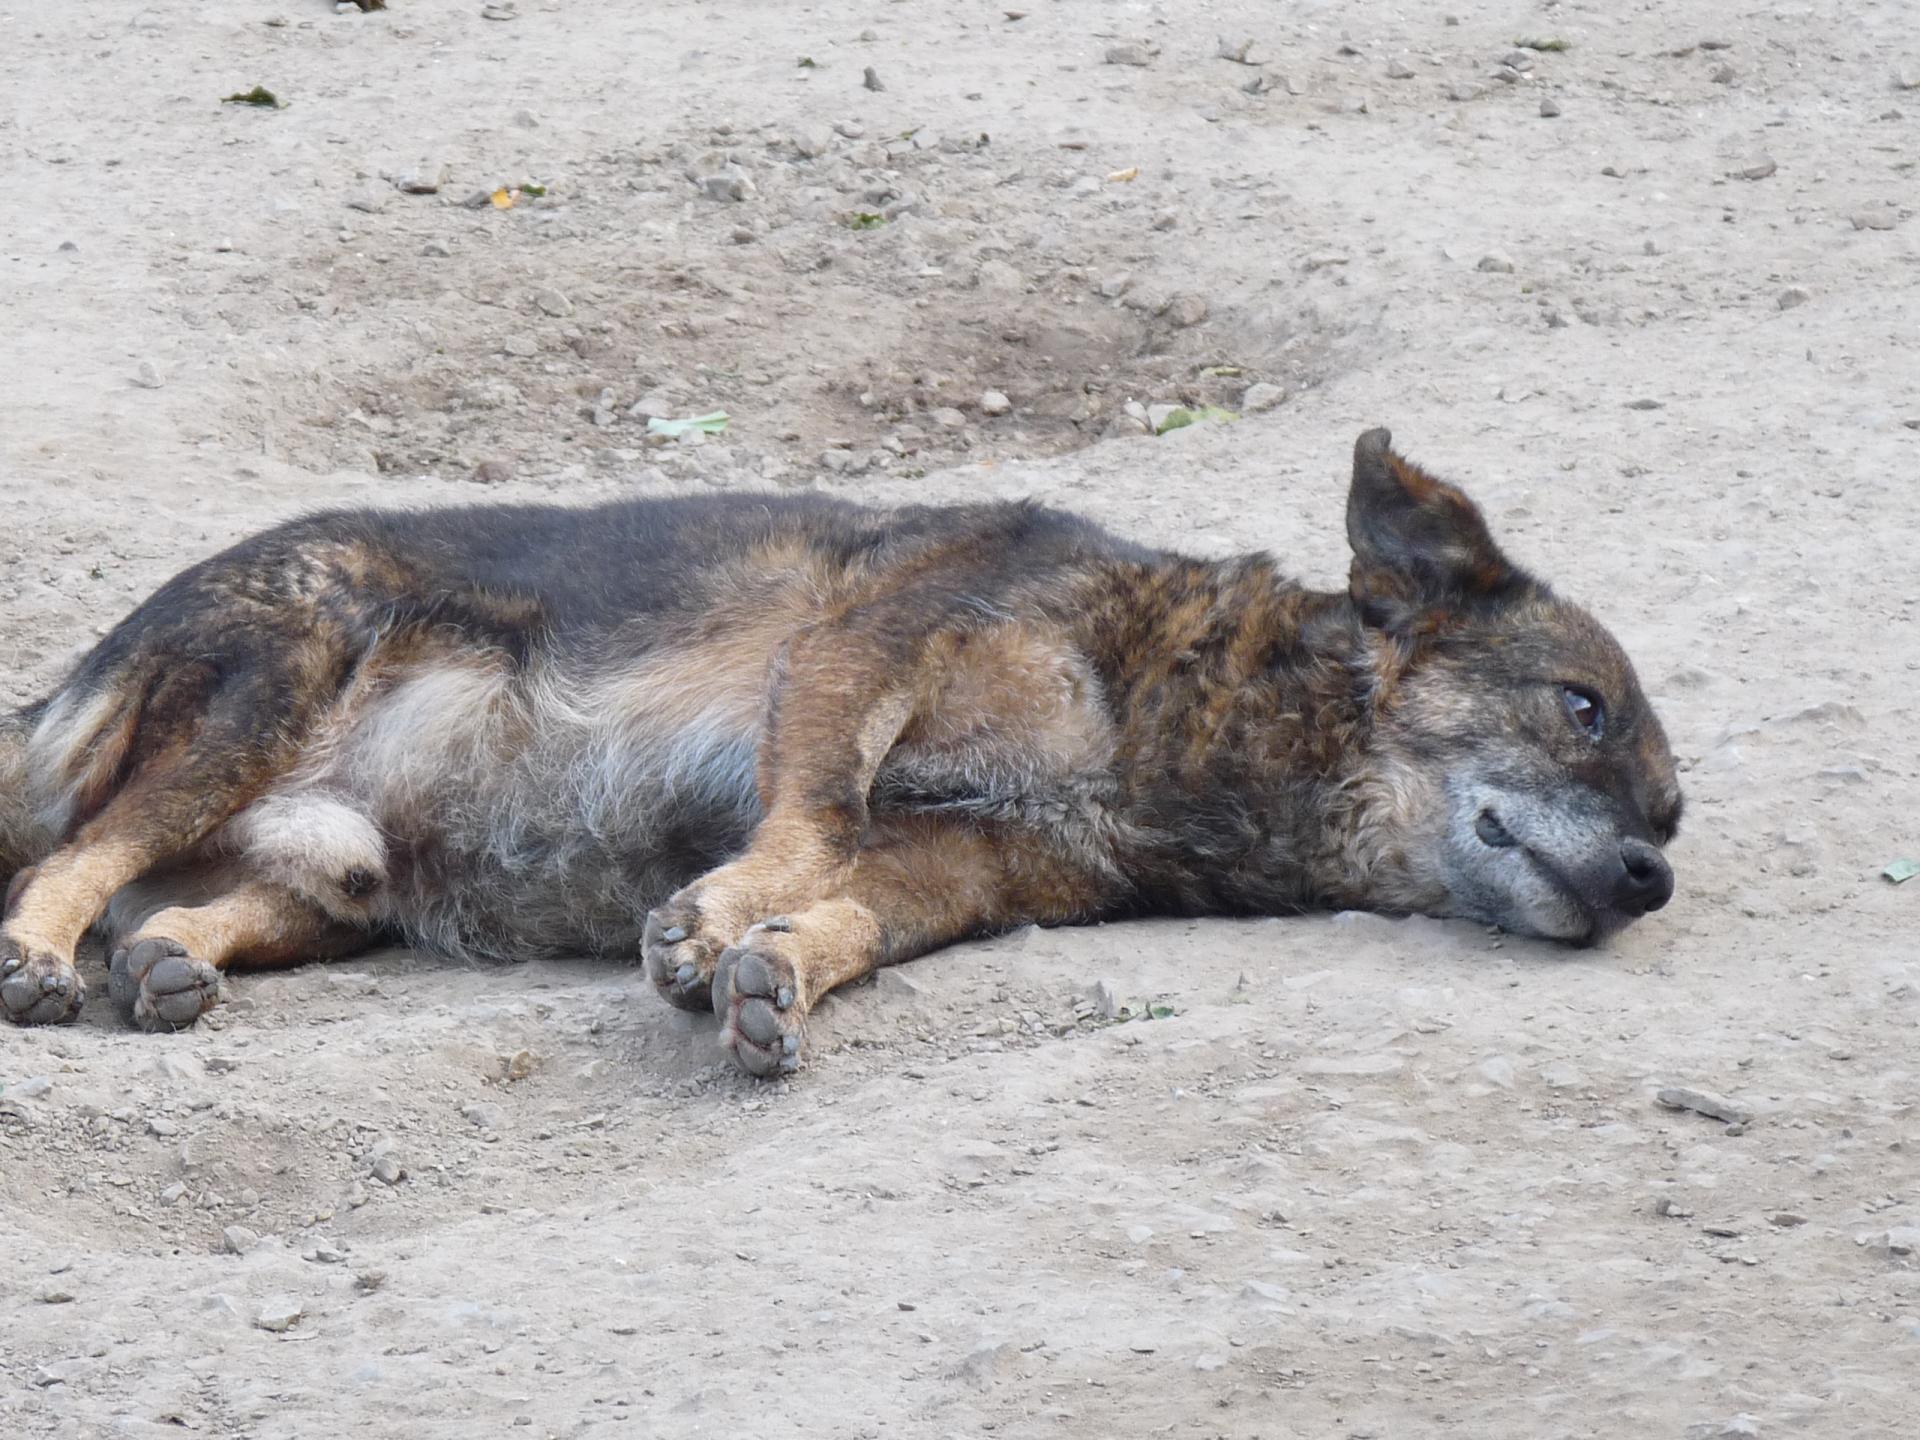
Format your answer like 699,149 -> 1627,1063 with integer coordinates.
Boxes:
104,870 -> 375,1032
2,670 -> 309,1025
642,621 -> 924,1010
707,816 -> 1106,1077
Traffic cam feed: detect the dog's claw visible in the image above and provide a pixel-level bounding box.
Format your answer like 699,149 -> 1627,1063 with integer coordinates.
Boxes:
662,925 -> 687,944
675,962 -> 697,986
776,985 -> 794,1009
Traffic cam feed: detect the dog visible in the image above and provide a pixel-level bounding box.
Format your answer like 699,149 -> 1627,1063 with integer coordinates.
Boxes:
0,429 -> 1681,1076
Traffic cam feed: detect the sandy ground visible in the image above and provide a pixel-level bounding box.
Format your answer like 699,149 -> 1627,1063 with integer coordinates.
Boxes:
3,2 -> 1918,1436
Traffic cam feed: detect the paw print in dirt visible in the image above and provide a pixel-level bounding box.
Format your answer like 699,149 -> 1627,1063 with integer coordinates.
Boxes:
0,934 -> 86,1025
712,918 -> 809,1078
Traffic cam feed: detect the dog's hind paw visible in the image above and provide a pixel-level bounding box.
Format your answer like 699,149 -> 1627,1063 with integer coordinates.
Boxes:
0,936 -> 86,1026
110,938 -> 222,1032
713,921 -> 808,1079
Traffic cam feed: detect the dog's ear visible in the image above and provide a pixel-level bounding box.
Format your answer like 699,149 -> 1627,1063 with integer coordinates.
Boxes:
1345,427 -> 1528,630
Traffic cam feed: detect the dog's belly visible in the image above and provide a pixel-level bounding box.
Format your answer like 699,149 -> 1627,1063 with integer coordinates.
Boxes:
229,652 -> 766,961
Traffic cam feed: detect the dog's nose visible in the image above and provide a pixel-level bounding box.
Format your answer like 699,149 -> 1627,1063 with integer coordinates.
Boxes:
1614,838 -> 1674,915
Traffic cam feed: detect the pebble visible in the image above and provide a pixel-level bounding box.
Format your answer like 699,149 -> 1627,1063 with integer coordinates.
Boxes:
863,66 -> 886,92
132,362 -> 165,390
1625,397 -> 1665,410
471,458 -> 514,484
1164,294 -> 1208,327
1500,50 -> 1535,72
792,126 -> 833,159
223,1225 -> 260,1254
1106,43 -> 1153,67
394,163 -> 448,195
1767,1212 -> 1808,1227
1097,272 -> 1132,298
1386,59 -> 1414,80
502,335 -> 539,358
1088,979 -> 1126,1021
1850,206 -> 1899,231
480,3 -> 517,20
1539,96 -> 1562,118
462,1101 -> 506,1129
512,108 -> 540,128
1151,210 -> 1178,231
979,390 -> 1011,417
833,120 -> 866,139
1476,252 -> 1516,273
1242,382 -> 1286,413
8,1074 -> 54,1099
1215,37 -> 1262,66
422,241 -> 452,258
532,287 -> 573,318
1777,286 -> 1811,309
1656,1085 -> 1752,1125
1711,64 -> 1737,85
256,1297 -> 304,1333
1146,403 -> 1183,433
1733,155 -> 1776,181
930,406 -> 968,430
345,186 -> 388,213
368,1137 -> 408,1186
699,172 -> 753,203
1699,38 -> 1734,52
1477,1054 -> 1517,1088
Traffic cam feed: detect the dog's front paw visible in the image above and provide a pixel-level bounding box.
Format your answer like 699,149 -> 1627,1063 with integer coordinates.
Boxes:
642,891 -> 732,1013
0,934 -> 86,1026
109,938 -> 224,1032
712,919 -> 809,1078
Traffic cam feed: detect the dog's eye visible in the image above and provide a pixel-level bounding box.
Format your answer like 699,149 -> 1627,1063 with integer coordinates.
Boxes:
1561,684 -> 1606,739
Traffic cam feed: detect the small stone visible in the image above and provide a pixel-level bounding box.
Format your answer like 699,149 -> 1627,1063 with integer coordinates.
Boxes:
368,1138 -> 407,1186
502,334 -> 539,358
1699,38 -> 1734,52
1097,273 -> 1131,298
223,1225 -> 260,1254
1476,252 -> 1516,273
1625,397 -> 1665,411
1145,403 -> 1182,434
160,1181 -> 189,1205
833,120 -> 866,139
979,390 -> 1011,417
1711,64 -> 1737,85
930,407 -> 968,430
38,1288 -> 76,1305
1242,382 -> 1286,413
1105,43 -> 1153,67
792,126 -> 833,159
1386,59 -> 1414,80
345,186 -> 387,214
505,1049 -> 536,1080
462,1101 -> 506,1129
9,1075 -> 54,1098
57,239 -> 78,252
1164,294 -> 1208,328
1733,155 -> 1776,181
699,172 -> 753,203
1151,209 -> 1178,231
1477,1054 -> 1517,1088
1216,37 -> 1260,65
470,458 -> 514,485
132,362 -> 164,390
1767,1212 -> 1808,1227
1088,979 -> 1126,1020
1448,83 -> 1482,102
863,66 -> 886,91
532,288 -> 573,318
395,163 -> 448,195
1539,96 -> 1562,118
422,241 -> 452,258
1656,1085 -> 1752,1125
480,3 -> 517,19
511,108 -> 540,128
1850,206 -> 1899,231
1777,286 -> 1811,310
1500,50 -> 1535,71
1717,1417 -> 1761,1438
256,1297 -> 304,1332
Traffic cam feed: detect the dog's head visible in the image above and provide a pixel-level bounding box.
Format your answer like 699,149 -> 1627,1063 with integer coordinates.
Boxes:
1344,428 -> 1682,944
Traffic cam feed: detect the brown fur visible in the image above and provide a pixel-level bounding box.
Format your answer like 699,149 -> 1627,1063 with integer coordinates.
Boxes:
0,430 -> 1681,1072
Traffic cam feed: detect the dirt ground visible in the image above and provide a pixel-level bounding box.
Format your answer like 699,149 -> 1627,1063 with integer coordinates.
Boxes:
3,2 -> 1917,1436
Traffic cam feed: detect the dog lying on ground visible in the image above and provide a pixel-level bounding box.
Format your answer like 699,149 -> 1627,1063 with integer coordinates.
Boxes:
0,429 -> 1680,1076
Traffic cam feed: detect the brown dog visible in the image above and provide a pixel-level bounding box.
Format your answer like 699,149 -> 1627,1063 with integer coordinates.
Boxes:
0,429 -> 1680,1076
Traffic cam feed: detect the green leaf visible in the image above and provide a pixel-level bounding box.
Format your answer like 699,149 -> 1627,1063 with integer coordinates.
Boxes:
845,212 -> 888,231
223,86 -> 283,108
1146,1003 -> 1178,1021
1514,37 -> 1571,51
797,56 -> 817,68
1883,858 -> 1920,884
646,411 -> 730,438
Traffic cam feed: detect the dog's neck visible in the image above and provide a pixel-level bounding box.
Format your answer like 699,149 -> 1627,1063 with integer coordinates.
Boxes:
1069,554 -> 1405,915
